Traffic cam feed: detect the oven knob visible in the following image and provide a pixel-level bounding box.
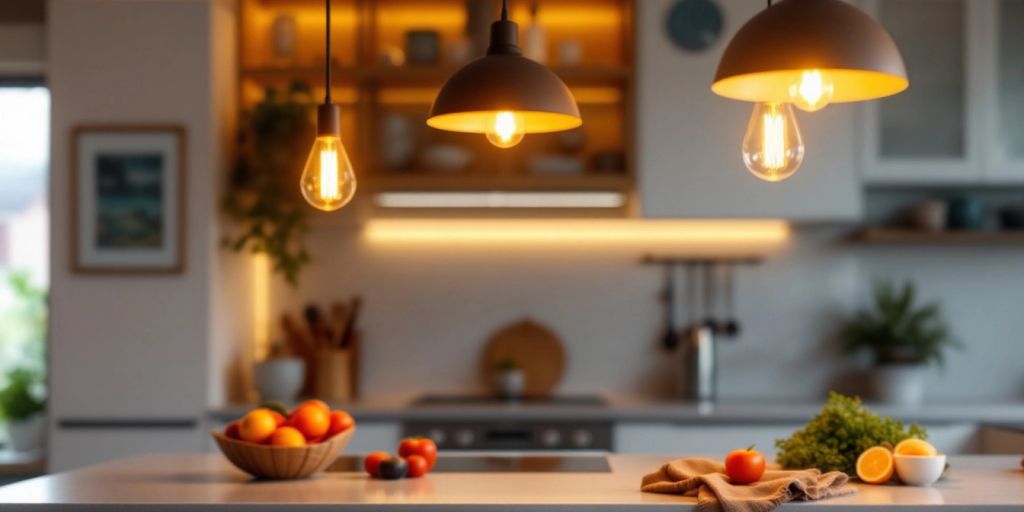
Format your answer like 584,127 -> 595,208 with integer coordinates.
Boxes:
427,428 -> 446,446
540,428 -> 562,448
454,428 -> 475,448
571,429 -> 593,448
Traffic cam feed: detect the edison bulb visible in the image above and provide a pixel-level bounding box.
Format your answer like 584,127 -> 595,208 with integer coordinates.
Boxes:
789,69 -> 835,112
741,102 -> 805,182
300,135 -> 357,211
485,111 -> 526,148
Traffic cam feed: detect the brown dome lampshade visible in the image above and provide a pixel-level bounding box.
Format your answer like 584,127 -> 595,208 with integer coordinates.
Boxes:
712,0 -> 908,105
427,0 -> 581,148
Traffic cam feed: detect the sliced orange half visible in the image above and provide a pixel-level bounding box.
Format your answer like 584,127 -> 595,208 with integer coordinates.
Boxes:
893,438 -> 938,457
856,446 -> 895,484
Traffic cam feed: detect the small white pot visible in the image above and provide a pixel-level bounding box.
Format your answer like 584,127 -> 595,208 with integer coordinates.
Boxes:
871,364 -> 927,406
895,454 -> 946,486
496,369 -> 526,399
253,357 -> 305,403
7,413 -> 45,453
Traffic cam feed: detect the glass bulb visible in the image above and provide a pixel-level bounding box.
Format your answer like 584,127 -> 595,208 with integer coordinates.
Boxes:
300,135 -> 357,211
741,102 -> 805,182
789,69 -> 835,112
485,111 -> 526,148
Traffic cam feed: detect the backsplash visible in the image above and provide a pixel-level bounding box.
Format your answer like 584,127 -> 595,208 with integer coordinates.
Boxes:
266,224 -> 1024,402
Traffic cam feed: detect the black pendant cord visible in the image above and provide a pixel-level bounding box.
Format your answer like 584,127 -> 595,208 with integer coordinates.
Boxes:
324,0 -> 332,104
501,0 -> 508,21
767,0 -> 772,7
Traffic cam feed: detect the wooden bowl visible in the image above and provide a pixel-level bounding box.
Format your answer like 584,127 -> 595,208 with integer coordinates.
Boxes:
211,428 -> 354,480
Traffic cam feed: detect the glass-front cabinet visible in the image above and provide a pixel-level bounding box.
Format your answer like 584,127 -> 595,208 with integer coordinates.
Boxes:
861,0 -> 1024,184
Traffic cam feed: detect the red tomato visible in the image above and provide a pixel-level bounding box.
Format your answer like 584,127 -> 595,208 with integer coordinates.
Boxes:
398,437 -> 438,469
364,451 -> 392,478
326,411 -> 355,437
725,446 -> 766,485
224,422 -> 241,440
405,455 -> 429,478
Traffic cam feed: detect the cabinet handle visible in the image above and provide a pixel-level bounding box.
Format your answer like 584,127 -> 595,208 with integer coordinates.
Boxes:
58,418 -> 198,430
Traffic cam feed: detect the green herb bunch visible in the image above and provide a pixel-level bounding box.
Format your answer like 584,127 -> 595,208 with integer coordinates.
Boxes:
775,392 -> 926,475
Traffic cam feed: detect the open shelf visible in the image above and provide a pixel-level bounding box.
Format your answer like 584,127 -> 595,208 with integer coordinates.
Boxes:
367,172 -> 631,192
852,228 -> 1024,245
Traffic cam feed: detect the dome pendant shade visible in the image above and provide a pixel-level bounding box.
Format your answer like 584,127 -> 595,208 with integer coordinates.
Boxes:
712,0 -> 908,104
427,19 -> 582,134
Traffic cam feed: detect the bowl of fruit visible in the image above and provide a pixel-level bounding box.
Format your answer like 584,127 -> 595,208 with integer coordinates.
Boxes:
212,400 -> 355,480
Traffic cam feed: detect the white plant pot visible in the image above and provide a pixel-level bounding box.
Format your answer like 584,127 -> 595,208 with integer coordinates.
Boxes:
871,365 -> 927,406
496,369 -> 526,399
253,357 -> 305,403
7,413 -> 45,453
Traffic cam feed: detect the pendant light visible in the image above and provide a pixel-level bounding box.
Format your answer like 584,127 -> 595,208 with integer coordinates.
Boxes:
300,0 -> 356,211
427,0 -> 582,148
713,0 -> 907,181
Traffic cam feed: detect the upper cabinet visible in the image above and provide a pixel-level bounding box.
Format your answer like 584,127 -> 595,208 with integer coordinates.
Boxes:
862,0 -> 1024,185
636,0 -> 862,221
239,0 -> 636,215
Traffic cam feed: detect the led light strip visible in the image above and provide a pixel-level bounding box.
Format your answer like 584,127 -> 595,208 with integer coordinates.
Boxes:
374,191 -> 626,209
364,219 -> 790,244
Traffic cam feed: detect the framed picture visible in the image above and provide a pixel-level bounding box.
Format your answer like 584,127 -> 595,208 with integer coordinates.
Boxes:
72,125 -> 186,274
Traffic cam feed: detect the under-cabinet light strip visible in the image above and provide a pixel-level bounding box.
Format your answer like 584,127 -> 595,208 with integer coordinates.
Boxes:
374,191 -> 626,209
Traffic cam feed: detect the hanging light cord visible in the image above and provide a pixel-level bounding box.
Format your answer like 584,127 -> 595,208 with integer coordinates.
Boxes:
767,0 -> 773,7
324,0 -> 332,104
501,0 -> 509,21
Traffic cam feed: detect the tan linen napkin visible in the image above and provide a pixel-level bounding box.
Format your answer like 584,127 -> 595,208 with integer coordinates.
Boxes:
641,458 -> 854,512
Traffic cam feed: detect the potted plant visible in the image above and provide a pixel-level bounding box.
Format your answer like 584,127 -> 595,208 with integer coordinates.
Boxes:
495,359 -> 525,400
840,279 -> 961,405
1,367 -> 46,452
222,81 -> 316,287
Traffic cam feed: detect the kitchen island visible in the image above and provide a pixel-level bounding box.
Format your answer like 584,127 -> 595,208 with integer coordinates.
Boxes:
0,454 -> 1021,511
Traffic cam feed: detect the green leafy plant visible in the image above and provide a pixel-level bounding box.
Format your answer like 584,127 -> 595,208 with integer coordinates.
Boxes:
0,367 -> 45,421
0,271 -> 46,373
775,392 -> 926,474
840,279 -> 961,367
222,81 -> 316,287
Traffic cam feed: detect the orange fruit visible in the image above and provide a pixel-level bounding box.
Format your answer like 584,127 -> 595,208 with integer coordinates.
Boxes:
290,404 -> 330,440
296,399 -> 330,415
894,438 -> 937,457
262,409 -> 287,427
856,446 -> 895,484
239,409 -> 278,444
326,411 -> 355,438
269,426 -> 306,447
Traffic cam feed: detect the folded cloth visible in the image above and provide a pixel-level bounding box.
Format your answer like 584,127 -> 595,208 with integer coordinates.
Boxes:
641,458 -> 854,512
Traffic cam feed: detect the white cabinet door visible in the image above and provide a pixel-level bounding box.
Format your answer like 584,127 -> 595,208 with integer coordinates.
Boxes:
636,0 -> 861,221
614,423 -> 801,457
986,0 -> 1024,181
49,426 -> 204,472
861,0 -> 987,184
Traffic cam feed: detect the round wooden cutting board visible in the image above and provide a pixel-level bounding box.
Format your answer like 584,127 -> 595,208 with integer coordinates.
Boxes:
481,318 -> 566,396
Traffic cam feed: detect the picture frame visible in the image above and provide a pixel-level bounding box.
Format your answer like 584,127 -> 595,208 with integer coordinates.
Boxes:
71,125 -> 186,274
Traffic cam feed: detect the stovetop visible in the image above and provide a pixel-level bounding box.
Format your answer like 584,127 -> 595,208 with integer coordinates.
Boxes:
327,455 -> 611,473
412,395 -> 608,407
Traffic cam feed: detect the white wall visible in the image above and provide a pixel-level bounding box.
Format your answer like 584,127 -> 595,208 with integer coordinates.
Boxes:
267,222 -> 1024,403
47,0 -> 243,469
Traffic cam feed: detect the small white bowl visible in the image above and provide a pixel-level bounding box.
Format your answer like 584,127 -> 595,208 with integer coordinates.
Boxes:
894,454 -> 946,486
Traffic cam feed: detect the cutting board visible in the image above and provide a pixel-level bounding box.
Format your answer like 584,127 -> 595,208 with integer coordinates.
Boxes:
481,318 -> 566,396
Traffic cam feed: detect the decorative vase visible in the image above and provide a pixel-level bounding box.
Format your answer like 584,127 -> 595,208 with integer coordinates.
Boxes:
271,14 -> 297,63
496,368 -> 526,399
7,413 -> 44,453
253,357 -> 305,403
378,114 -> 415,171
871,364 -> 927,406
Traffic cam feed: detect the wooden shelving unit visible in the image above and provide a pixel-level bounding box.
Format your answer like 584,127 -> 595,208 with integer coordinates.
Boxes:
238,0 -> 635,210
852,228 -> 1024,245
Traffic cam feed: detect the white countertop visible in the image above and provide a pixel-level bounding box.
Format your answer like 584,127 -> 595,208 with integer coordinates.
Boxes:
210,397 -> 1024,425
1,454 -> 1022,511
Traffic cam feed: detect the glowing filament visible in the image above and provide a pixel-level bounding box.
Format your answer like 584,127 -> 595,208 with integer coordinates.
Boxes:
762,106 -> 787,170
319,144 -> 340,201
